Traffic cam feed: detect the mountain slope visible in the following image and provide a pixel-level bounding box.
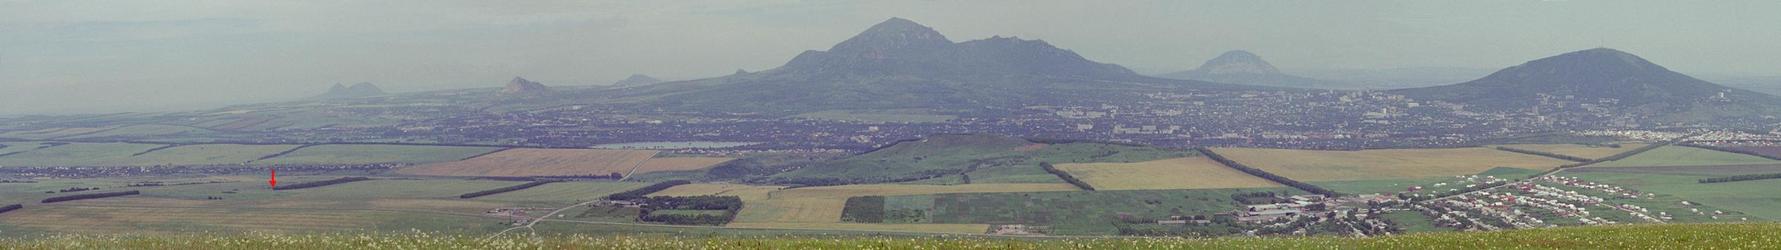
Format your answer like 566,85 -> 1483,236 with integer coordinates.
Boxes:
611,74 -> 662,88
1159,50 -> 1336,88
1393,48 -> 1781,120
500,77 -> 552,97
594,18 -> 1252,115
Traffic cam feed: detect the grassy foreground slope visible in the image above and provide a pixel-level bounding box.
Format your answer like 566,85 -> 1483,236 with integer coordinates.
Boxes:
2,223 -> 1776,249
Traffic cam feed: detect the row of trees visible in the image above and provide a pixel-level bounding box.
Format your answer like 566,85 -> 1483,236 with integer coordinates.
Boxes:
273,177 -> 371,190
1682,144 -> 1781,161
0,204 -> 20,214
1196,148 -> 1338,196
607,180 -> 692,200
1699,173 -> 1781,184
42,190 -> 140,203
459,180 -> 558,199
1494,146 -> 1591,162
1039,162 -> 1095,191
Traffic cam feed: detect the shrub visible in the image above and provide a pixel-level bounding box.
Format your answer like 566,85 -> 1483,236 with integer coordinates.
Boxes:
273,177 -> 371,190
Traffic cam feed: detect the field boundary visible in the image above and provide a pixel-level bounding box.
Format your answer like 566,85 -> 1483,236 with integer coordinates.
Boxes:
253,144 -> 318,162
129,144 -> 184,156
1038,162 -> 1095,191
459,180 -> 558,199
454,147 -> 515,161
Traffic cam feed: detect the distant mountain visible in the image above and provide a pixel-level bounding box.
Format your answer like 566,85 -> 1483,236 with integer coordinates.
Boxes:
1159,50 -> 1335,88
311,82 -> 386,99
500,77 -> 552,97
1393,48 -> 1781,120
601,18 -> 1247,115
611,74 -> 662,88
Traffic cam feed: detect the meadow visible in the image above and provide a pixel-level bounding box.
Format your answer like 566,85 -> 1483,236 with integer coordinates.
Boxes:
1054,157 -> 1280,190
1587,146 -> 1779,167
771,134 -> 1187,185
0,142 -> 166,167
1210,147 -> 1571,182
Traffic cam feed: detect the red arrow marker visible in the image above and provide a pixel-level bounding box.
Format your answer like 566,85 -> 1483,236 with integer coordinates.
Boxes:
268,168 -> 278,188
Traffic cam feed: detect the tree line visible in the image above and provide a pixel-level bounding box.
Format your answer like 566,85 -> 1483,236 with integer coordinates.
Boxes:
459,180 -> 558,199
607,180 -> 692,200
1699,173 -> 1781,184
42,190 -> 140,203
1195,148 -> 1338,196
1494,146 -> 1590,162
1039,162 -> 1095,191
0,204 -> 21,214
273,177 -> 371,190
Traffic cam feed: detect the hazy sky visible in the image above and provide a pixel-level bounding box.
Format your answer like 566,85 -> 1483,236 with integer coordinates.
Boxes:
3,0 -> 1778,115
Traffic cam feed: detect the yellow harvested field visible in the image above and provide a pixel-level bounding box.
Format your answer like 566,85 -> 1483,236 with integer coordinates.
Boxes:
651,183 -> 786,201
636,157 -> 734,173
1497,143 -> 1650,160
1211,147 -> 1572,182
1056,157 -> 1281,190
727,222 -> 989,234
732,183 -> 1077,224
396,149 -> 658,177
0,197 -> 500,234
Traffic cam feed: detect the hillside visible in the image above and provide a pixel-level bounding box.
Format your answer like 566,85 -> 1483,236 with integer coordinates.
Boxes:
499,77 -> 552,97
3,223 -> 1776,249
1159,50 -> 1337,88
585,18 -> 1255,115
763,134 -> 1187,185
1393,48 -> 1781,121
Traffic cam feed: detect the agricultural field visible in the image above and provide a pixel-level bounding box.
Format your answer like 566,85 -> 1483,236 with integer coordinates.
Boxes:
1496,143 -> 1649,160
1715,145 -> 1781,159
0,141 -> 53,156
128,144 -> 303,166
1588,146 -> 1780,168
470,181 -> 648,206
0,203 -> 504,235
650,183 -> 787,201
257,144 -> 500,165
1560,170 -> 1781,221
724,222 -> 989,234
395,148 -> 656,177
729,184 -> 1078,224
0,126 -> 116,140
59,124 -> 215,140
861,188 -> 1298,235
1054,157 -> 1280,190
0,142 -> 165,167
770,134 -> 1187,185
1210,147 -> 1571,182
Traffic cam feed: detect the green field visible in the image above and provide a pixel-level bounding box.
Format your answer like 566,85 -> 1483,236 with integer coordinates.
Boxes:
864,188 -> 1297,235
1589,146 -> 1780,167
5,223 -> 1777,249
0,141 -> 52,156
770,134 -> 1187,184
255,144 -> 500,165
130,144 -> 303,166
0,142 -> 165,167
60,124 -> 215,140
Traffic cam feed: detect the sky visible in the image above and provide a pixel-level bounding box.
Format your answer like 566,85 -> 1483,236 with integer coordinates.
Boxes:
2,0 -> 1778,115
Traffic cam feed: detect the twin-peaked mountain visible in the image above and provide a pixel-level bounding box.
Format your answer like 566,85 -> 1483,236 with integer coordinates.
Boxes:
1392,48 -> 1781,120
598,18 -> 1250,114
1159,50 -> 1335,88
